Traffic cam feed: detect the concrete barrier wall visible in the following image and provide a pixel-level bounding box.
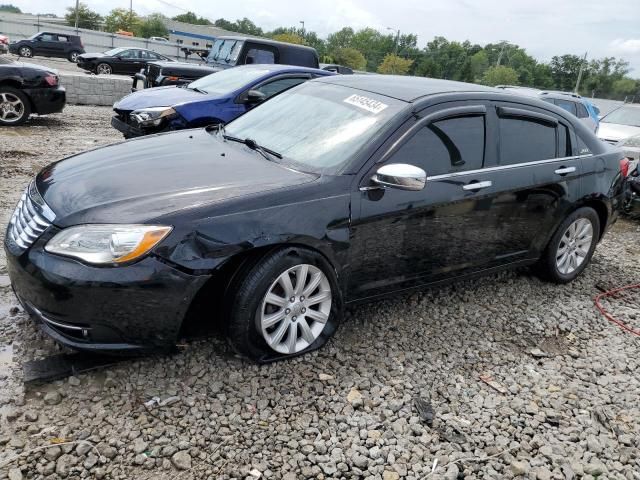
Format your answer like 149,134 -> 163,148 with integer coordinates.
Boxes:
59,73 -> 131,106
0,12 -> 199,62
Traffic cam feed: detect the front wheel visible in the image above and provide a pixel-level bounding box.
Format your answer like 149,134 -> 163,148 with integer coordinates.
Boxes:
96,63 -> 112,75
225,247 -> 341,362
536,207 -> 600,283
18,46 -> 33,58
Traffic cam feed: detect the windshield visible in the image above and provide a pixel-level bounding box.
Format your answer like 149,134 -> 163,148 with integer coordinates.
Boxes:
224,82 -> 406,173
104,47 -> 128,56
601,106 -> 640,127
188,67 -> 272,95
207,39 -> 243,65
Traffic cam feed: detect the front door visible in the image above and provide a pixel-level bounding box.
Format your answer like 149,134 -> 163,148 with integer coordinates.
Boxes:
348,102 -> 503,300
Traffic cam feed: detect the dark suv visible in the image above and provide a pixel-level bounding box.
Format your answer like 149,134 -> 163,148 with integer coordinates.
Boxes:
139,36 -> 319,88
9,32 -> 85,62
5,76 -> 628,362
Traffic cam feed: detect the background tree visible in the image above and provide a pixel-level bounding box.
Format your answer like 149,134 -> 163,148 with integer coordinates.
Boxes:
0,4 -> 21,13
64,2 -> 102,30
482,65 -> 519,86
172,12 -> 211,25
104,8 -> 140,33
271,32 -> 305,45
136,13 -> 168,38
213,17 -> 263,36
377,54 -> 413,75
331,47 -> 366,70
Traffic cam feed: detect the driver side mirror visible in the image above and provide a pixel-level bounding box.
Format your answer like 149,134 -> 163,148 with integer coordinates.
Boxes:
245,89 -> 266,104
371,163 -> 426,191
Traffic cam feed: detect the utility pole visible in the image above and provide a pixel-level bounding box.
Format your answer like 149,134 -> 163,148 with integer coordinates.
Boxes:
386,27 -> 401,74
496,40 -> 509,66
574,52 -> 588,94
130,0 -> 133,15
299,20 -> 305,38
74,0 -> 79,29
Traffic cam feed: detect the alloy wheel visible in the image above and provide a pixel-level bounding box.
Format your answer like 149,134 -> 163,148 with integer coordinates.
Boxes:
70,52 -> 79,62
97,63 -> 112,75
0,92 -> 25,123
19,47 -> 32,57
555,218 -> 593,275
259,264 -> 332,354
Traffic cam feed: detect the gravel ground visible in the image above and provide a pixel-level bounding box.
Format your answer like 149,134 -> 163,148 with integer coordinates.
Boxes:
0,106 -> 639,480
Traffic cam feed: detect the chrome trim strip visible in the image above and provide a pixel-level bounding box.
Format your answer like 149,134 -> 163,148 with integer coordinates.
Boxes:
30,304 -> 86,331
426,154 -> 592,181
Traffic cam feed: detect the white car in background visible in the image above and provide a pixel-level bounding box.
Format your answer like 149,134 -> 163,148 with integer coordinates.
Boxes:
597,104 -> 640,144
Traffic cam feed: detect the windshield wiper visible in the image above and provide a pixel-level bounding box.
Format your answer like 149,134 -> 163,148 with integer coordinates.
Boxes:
222,134 -> 282,161
188,86 -> 208,94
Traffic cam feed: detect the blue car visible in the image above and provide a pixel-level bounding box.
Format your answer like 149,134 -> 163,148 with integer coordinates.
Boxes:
111,64 -> 334,138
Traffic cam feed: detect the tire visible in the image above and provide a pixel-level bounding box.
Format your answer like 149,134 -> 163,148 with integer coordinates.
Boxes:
68,51 -> 80,62
536,207 -> 600,283
225,247 -> 342,362
96,63 -> 112,75
18,46 -> 33,58
0,87 -> 31,126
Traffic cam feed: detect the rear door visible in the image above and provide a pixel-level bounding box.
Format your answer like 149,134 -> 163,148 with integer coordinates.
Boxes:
54,34 -> 70,56
483,102 -> 583,260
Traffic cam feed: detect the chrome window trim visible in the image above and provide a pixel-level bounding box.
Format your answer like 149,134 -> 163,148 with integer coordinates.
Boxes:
426,154 -> 593,181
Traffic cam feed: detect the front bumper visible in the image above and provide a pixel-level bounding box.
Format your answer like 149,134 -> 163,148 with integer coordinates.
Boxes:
5,232 -> 210,354
111,115 -> 145,137
24,86 -> 66,115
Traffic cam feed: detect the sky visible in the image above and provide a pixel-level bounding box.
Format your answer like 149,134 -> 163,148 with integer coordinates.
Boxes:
14,0 -> 640,74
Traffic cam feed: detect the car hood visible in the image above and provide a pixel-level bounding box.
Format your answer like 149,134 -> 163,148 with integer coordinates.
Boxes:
597,123 -> 640,143
114,86 -> 211,110
36,129 -> 316,227
78,53 -> 109,61
151,61 -> 220,75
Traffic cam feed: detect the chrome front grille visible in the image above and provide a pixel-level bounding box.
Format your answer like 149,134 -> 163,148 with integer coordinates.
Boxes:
7,185 -> 54,252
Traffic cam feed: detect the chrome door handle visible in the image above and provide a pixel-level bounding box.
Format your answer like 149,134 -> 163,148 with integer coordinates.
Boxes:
555,166 -> 576,175
462,180 -> 492,191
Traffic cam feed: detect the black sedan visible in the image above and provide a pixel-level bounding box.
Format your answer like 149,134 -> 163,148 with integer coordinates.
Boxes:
0,57 -> 65,125
5,75 -> 627,361
77,47 -> 173,75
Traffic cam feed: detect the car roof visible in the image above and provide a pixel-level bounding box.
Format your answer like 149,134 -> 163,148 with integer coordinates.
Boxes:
314,74 -> 497,102
233,64 -> 332,76
217,36 -> 318,53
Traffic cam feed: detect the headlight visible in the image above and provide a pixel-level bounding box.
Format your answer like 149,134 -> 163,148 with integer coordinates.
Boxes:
617,135 -> 640,148
45,224 -> 172,265
130,107 -> 176,127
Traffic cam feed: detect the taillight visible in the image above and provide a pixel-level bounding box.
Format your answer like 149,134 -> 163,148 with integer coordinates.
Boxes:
43,75 -> 58,87
620,157 -> 630,178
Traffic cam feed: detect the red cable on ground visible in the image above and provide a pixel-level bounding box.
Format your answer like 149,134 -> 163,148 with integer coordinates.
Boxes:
594,284 -> 640,337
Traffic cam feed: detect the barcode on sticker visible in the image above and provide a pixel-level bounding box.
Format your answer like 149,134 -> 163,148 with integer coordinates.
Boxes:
343,94 -> 388,114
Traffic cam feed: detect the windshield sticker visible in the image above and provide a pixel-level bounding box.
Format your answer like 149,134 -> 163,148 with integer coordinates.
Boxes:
343,94 -> 388,114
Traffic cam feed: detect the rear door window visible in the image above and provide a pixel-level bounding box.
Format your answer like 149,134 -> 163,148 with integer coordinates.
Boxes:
389,115 -> 486,176
57,35 -> 69,43
498,116 -> 557,165
255,77 -> 308,98
554,99 -> 578,116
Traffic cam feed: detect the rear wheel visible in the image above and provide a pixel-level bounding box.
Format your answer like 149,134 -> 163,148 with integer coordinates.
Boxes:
18,46 -> 33,58
68,50 -> 80,62
0,87 -> 31,126
536,207 -> 600,283
96,63 -> 112,75
225,247 -> 341,362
